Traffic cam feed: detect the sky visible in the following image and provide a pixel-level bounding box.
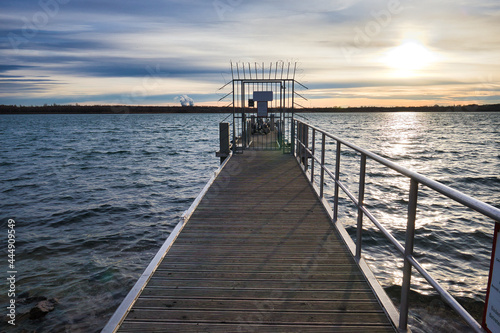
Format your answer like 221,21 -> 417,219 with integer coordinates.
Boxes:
1,0 -> 500,107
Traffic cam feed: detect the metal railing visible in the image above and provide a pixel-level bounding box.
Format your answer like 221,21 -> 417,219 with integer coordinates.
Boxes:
226,111 -> 294,153
293,119 -> 500,332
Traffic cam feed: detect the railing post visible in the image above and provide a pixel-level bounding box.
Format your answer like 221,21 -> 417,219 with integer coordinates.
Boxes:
399,179 -> 419,330
320,133 -> 326,198
246,120 -> 252,148
299,122 -> 303,163
242,112 -> 247,148
333,141 -> 341,222
356,153 -> 367,260
295,122 -> 301,158
302,124 -> 309,169
310,128 -> 315,183
232,116 -> 236,152
300,122 -> 304,162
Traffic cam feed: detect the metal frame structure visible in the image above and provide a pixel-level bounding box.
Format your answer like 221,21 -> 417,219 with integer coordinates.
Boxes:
293,118 -> 500,333
219,61 -> 307,153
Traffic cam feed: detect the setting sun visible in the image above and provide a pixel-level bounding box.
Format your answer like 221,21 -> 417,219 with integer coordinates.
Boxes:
383,40 -> 436,77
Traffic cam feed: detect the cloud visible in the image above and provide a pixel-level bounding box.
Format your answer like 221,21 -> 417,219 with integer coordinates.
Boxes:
0,0 -> 499,106
0,64 -> 33,72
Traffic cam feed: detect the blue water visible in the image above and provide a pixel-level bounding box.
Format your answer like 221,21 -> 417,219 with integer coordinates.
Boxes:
0,112 -> 498,332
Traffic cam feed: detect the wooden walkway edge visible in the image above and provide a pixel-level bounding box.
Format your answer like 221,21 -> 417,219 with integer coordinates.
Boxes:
115,150 -> 396,332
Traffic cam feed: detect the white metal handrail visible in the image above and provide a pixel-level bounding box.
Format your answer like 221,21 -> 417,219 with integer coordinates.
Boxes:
293,119 -> 500,332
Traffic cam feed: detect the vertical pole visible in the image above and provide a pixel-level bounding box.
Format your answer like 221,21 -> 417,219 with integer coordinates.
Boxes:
281,80 -> 285,111
296,122 -> 301,157
283,80 -> 286,109
241,81 -> 246,150
301,124 -> 305,167
241,82 -> 245,111
301,124 -> 308,169
291,80 -> 295,149
232,80 -> 235,151
310,129 -> 316,183
295,122 -> 299,157
356,153 -> 367,260
242,112 -> 247,148
246,120 -> 252,149
333,141 -> 341,222
399,179 -> 419,330
320,133 -> 326,198
219,122 -> 230,164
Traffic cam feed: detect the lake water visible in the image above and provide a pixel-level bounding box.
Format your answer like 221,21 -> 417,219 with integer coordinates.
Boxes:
0,112 -> 498,332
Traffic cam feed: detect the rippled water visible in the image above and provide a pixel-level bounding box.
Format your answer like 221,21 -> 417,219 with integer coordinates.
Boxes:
0,113 -> 225,332
0,112 -> 498,332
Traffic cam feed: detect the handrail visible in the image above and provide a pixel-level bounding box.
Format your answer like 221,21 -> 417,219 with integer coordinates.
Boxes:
293,119 -> 499,333
297,120 -> 500,222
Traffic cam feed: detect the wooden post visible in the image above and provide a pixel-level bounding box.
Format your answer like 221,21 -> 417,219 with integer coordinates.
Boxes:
216,122 -> 230,164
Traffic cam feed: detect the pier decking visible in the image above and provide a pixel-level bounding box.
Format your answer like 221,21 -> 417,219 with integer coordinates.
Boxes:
249,132 -> 280,149
115,150 -> 396,332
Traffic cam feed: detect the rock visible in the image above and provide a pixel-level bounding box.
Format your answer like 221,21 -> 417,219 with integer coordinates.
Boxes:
19,296 -> 47,305
29,298 -> 58,320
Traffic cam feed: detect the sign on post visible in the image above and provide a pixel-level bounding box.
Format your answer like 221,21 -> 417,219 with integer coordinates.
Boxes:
484,223 -> 500,333
254,91 -> 273,118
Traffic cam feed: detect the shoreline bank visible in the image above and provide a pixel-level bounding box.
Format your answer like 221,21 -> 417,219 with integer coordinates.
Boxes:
1,104 -> 499,114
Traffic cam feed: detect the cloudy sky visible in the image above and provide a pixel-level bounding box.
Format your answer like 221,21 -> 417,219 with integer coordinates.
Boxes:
1,0 -> 500,107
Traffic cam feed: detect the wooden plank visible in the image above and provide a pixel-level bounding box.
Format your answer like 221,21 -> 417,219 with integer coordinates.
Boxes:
137,287 -> 382,301
119,322 -> 395,333
153,263 -> 363,274
117,151 -> 396,332
131,298 -> 385,312
145,279 -> 372,291
149,271 -> 367,281
124,309 -> 391,325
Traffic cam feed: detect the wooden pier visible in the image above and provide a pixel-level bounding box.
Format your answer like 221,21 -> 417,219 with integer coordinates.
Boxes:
114,150 -> 396,332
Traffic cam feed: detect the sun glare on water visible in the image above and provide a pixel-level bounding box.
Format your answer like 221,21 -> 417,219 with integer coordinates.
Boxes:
383,40 -> 436,77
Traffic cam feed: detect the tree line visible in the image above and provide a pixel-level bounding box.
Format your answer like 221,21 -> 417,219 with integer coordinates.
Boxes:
0,104 -> 499,114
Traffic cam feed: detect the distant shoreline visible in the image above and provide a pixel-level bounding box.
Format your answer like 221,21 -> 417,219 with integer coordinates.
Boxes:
1,104 -> 499,114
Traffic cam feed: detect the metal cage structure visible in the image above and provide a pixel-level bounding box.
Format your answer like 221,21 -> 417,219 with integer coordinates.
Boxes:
219,61 -> 307,153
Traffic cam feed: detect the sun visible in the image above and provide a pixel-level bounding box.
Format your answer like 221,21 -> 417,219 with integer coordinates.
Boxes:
383,40 -> 436,77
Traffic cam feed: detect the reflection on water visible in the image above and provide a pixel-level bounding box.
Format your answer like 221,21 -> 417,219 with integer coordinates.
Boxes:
383,112 -> 420,158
